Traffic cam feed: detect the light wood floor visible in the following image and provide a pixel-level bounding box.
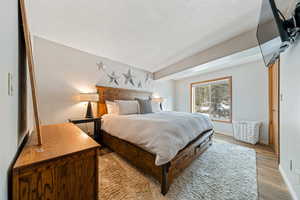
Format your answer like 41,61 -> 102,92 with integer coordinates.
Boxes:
214,133 -> 292,200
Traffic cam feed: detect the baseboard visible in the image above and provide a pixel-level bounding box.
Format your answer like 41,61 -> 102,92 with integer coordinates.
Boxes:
215,132 -> 268,145
215,132 -> 232,136
279,164 -> 299,200
258,139 -> 269,145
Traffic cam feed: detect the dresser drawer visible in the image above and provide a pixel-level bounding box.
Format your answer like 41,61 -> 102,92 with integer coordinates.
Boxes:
168,130 -> 213,181
13,149 -> 98,200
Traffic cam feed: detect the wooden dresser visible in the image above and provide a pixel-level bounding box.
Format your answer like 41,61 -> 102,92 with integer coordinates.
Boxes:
12,123 -> 100,200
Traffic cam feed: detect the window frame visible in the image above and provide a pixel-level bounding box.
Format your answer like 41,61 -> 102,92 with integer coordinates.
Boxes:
190,76 -> 232,123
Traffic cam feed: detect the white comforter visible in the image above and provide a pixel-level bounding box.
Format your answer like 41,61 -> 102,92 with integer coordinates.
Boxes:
101,111 -> 213,166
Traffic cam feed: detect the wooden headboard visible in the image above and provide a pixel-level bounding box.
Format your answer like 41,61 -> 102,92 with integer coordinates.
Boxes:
96,86 -> 152,116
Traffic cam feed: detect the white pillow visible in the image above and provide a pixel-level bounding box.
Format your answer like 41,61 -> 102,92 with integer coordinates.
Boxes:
105,101 -> 118,114
151,101 -> 162,112
114,100 -> 139,115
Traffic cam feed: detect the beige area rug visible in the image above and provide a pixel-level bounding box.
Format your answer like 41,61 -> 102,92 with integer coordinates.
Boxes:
99,141 -> 258,200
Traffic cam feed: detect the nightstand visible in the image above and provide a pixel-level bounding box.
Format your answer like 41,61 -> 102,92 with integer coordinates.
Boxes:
68,117 -> 101,143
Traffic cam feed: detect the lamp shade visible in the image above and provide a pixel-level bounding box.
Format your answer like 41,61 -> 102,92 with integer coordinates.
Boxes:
79,93 -> 99,102
151,97 -> 164,103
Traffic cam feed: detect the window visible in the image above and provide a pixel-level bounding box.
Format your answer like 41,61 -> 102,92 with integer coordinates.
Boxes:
191,77 -> 232,123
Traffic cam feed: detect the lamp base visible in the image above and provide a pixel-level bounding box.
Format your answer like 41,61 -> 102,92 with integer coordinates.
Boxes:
85,101 -> 93,118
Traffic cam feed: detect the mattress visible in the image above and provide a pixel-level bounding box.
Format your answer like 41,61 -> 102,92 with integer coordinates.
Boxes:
101,111 -> 213,165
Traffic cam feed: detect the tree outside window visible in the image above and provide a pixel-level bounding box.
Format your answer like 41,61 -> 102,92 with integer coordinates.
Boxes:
191,77 -> 232,122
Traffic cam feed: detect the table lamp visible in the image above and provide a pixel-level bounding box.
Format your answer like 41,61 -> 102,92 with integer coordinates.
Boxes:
151,97 -> 164,110
79,93 -> 99,118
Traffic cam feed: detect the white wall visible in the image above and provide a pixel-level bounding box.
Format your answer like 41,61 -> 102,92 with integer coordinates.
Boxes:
0,0 -> 19,198
175,60 -> 269,144
153,80 -> 175,111
33,36 -> 175,126
279,39 -> 300,200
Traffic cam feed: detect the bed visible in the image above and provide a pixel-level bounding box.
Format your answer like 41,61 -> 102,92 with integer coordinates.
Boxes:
96,86 -> 214,195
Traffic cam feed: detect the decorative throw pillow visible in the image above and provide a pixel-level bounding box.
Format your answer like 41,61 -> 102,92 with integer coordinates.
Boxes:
105,101 -> 118,115
114,100 -> 139,115
135,98 -> 153,114
151,101 -> 162,112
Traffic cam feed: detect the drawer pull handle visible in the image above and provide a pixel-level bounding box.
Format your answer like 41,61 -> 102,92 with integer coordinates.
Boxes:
181,154 -> 189,160
195,144 -> 202,152
194,138 -> 209,154
177,154 -> 189,163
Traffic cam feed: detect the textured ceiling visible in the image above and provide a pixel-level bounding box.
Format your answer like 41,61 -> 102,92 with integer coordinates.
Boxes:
28,0 -> 290,72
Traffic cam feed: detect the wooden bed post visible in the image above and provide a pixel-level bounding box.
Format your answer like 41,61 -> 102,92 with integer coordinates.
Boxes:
20,0 -> 42,145
161,163 -> 171,195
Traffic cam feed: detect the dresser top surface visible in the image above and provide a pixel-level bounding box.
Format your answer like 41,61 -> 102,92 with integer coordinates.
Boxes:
14,123 -> 100,170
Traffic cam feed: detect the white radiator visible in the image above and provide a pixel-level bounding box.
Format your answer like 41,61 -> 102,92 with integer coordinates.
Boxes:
233,121 -> 261,144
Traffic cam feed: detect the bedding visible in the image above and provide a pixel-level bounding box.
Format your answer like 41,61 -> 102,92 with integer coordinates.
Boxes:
101,111 -> 213,165
135,98 -> 152,114
114,100 -> 139,115
105,100 -> 118,114
151,101 -> 161,112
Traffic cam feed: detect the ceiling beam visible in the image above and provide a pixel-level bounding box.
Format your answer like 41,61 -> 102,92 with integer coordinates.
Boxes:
153,28 -> 258,80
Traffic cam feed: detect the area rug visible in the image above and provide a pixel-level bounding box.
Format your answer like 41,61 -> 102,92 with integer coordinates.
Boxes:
99,141 -> 258,200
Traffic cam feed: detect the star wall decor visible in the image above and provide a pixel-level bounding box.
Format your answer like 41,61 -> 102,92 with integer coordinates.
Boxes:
138,80 -> 142,88
97,61 -> 119,86
96,61 -> 153,89
123,69 -> 135,86
97,61 -> 109,75
145,73 -> 150,84
108,72 -> 120,86
96,62 -> 104,71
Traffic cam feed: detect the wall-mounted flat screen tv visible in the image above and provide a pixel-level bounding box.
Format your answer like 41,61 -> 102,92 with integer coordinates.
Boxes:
257,0 -> 293,67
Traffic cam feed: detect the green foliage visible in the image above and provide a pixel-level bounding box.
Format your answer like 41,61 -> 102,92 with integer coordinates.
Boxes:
193,81 -> 231,121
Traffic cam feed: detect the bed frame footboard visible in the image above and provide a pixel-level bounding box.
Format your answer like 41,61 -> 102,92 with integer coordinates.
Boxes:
101,129 -> 214,195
